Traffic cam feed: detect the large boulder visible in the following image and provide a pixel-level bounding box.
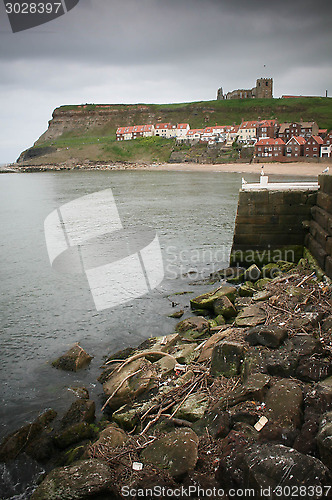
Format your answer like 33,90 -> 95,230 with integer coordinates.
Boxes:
215,373 -> 270,411
174,393 -> 209,422
213,296 -> 237,319
296,357 -> 332,382
305,376 -> 332,414
234,305 -> 266,327
30,459 -> 114,499
198,330 -> 229,363
103,358 -> 155,410
60,399 -> 95,429
286,333 -> 324,357
243,264 -> 261,282
176,316 -> 210,340
242,443 -> 331,498
246,325 -> 287,348
210,341 -> 246,378
190,286 -> 236,311
141,428 -> 199,479
265,379 -> 303,429
54,422 -> 95,450
52,344 -> 93,372
266,350 -> 299,377
317,411 -> 332,468
87,423 -> 128,458
0,409 -> 57,462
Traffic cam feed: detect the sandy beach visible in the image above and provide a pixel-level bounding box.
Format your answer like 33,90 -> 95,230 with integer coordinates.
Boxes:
137,162 -> 329,177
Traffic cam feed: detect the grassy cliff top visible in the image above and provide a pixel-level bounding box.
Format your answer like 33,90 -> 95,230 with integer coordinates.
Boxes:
55,97 -> 332,131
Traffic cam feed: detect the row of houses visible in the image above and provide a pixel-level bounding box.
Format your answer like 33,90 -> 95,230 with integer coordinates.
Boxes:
255,132 -> 332,159
116,123 -> 190,141
116,120 -> 332,157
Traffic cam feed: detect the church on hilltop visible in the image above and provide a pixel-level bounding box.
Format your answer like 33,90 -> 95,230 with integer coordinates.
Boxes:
217,78 -> 273,100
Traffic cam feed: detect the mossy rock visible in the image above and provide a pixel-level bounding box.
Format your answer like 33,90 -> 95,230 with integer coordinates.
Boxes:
30,459 -> 114,499
303,248 -> 325,280
210,341 -> 246,378
176,316 -> 210,341
141,428 -> 199,479
243,264 -> 261,282
275,260 -> 295,272
255,278 -> 272,290
52,344 -> 93,372
190,286 -> 236,311
239,281 -> 257,297
61,444 -> 86,466
215,315 -> 226,326
0,409 -> 57,462
112,405 -> 141,431
175,393 -> 209,422
261,263 -> 282,279
54,422 -> 96,450
213,296 -> 237,319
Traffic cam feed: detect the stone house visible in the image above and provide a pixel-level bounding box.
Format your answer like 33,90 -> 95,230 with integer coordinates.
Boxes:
320,131 -> 332,157
256,120 -> 279,139
255,138 -> 285,159
278,121 -> 319,142
304,136 -> 324,158
285,136 -> 306,157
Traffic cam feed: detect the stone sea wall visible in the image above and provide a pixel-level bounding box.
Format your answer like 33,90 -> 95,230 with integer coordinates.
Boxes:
307,174 -> 332,278
231,173 -> 332,278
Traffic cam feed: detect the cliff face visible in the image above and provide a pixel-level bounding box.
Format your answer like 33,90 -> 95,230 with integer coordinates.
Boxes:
17,98 -> 332,165
36,104 -> 168,144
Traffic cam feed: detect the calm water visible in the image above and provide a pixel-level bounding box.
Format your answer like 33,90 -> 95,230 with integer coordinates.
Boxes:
0,170 -> 240,442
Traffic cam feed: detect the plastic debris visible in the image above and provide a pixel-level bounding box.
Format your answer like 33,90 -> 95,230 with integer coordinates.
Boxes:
132,462 -> 143,471
254,416 -> 268,432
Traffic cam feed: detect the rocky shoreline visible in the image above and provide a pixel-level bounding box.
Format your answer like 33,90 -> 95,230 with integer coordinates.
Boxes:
1,255 -> 332,499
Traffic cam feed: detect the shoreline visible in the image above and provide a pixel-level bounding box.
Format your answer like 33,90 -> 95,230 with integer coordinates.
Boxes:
3,161 -> 329,177
138,162 -> 328,177
2,260 -> 332,497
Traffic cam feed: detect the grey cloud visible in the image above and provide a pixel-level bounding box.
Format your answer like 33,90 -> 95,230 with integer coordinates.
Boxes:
0,0 -> 331,162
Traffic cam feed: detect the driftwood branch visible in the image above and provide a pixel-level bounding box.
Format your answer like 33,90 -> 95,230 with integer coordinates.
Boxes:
101,369 -> 142,412
116,351 -> 177,373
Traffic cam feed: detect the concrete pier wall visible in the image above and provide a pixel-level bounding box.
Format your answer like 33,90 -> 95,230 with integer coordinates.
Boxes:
230,174 -> 332,278
306,175 -> 332,277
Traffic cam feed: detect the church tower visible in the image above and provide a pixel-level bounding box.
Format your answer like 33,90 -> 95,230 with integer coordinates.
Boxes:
217,87 -> 224,100
256,78 -> 273,98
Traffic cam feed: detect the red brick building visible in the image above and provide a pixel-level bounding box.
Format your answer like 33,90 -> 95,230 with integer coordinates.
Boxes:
278,121 -> 319,142
304,136 -> 324,157
256,120 -> 279,139
255,138 -> 285,159
285,136 -> 306,157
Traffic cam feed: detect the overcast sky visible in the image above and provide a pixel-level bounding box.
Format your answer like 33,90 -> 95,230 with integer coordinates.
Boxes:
0,0 -> 331,163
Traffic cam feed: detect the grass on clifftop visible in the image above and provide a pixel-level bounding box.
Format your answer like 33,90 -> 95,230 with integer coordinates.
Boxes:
57,97 -> 332,131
